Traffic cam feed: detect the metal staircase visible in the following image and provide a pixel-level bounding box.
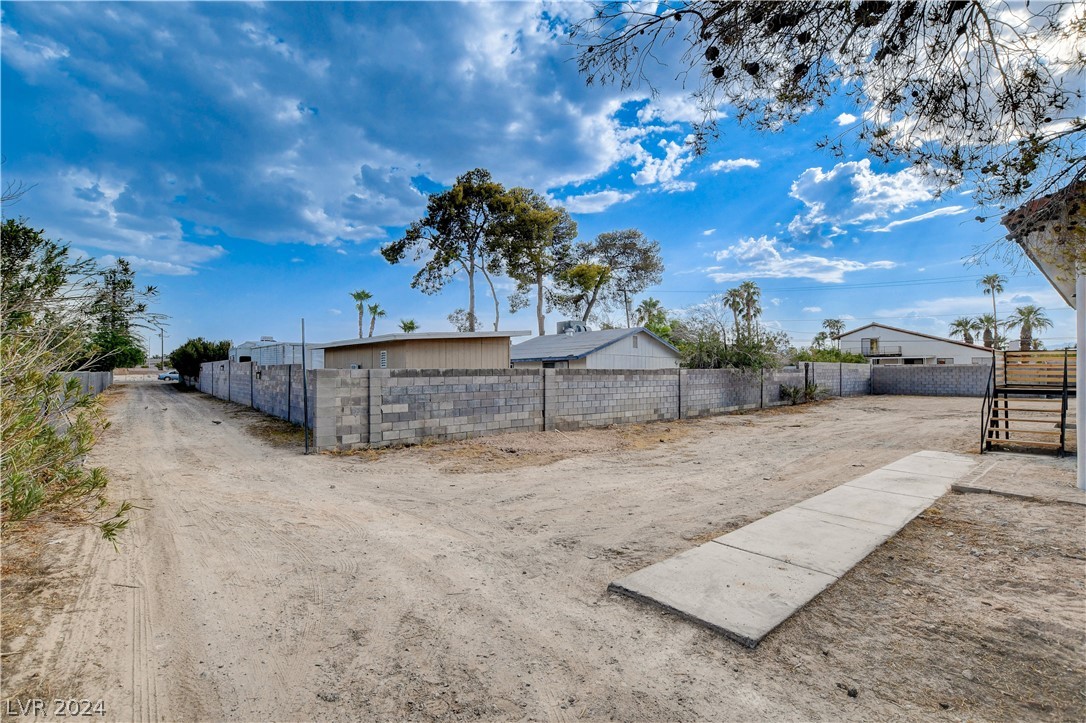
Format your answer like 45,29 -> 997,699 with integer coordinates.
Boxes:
982,350 -> 1077,455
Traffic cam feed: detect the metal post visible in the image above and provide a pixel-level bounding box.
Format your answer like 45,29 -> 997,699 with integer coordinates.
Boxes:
302,318 -> 310,455
1076,267 -> 1084,490
159,327 -> 165,371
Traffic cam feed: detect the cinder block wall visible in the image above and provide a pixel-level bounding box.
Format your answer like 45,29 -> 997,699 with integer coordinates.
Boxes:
871,364 -> 990,396
807,362 -> 872,396
365,368 -> 543,447
192,361 -> 884,451
680,368 -> 762,418
229,361 -> 253,406
552,369 -> 678,431
313,369 -> 370,448
62,371 -> 113,396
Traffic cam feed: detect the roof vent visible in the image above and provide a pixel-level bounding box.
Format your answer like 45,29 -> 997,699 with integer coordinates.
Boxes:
556,320 -> 589,335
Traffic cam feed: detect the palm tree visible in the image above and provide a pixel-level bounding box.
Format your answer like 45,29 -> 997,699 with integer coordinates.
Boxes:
367,303 -> 386,337
723,288 -> 744,340
948,317 -> 980,346
635,297 -> 664,327
398,319 -> 419,333
1006,305 -> 1052,351
811,331 -> 829,350
822,318 -> 845,349
738,280 -> 762,339
350,289 -> 373,338
977,313 -> 999,349
978,273 -> 1006,339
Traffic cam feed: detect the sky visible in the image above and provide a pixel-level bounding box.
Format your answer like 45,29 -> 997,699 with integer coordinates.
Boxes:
1,1 -> 1076,355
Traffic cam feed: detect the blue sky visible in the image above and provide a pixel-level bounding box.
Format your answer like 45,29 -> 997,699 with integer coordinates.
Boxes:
2,1 -> 1075,354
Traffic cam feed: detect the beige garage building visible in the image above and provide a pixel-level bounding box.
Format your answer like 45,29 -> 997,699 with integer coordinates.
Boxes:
315,331 -> 528,370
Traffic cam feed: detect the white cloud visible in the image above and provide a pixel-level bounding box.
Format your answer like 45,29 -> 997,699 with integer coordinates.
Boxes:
702,228 -> 716,236
631,138 -> 695,191
835,113 -> 858,126
708,158 -> 760,173
769,298 -> 782,306
561,189 -> 636,214
789,159 -> 935,239
636,94 -> 703,124
0,22 -> 69,78
803,306 -> 822,313
99,255 -> 196,276
335,248 -> 348,256
329,308 -> 342,315
867,205 -> 970,232
706,235 -> 896,284
25,167 -> 227,276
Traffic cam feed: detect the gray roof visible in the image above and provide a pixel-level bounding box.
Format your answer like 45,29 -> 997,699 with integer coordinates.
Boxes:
511,327 -> 679,362
312,330 -> 530,350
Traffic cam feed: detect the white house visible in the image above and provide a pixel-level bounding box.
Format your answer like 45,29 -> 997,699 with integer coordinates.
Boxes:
511,325 -> 680,369
836,323 -> 993,366
230,337 -> 324,368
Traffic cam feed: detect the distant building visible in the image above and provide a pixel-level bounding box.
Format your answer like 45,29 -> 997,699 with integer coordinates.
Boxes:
230,337 -> 324,368
511,325 -> 680,369
313,331 -> 529,370
836,323 -> 992,366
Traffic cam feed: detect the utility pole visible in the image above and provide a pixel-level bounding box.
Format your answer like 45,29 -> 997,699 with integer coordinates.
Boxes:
159,326 -> 165,370
621,288 -> 631,328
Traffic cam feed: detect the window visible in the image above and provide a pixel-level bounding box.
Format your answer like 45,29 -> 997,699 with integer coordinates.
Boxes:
632,334 -> 639,349
937,358 -> 953,365
379,350 -> 387,369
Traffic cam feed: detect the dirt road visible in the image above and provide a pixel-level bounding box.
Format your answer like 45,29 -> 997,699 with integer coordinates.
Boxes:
3,382 -> 1082,721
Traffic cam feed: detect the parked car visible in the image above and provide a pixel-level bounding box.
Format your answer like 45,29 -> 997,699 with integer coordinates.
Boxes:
159,370 -> 179,381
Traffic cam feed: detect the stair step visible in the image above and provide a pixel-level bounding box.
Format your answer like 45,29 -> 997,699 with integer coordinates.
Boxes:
987,428 -> 1062,436
987,438 -> 1063,449
988,416 -> 1064,424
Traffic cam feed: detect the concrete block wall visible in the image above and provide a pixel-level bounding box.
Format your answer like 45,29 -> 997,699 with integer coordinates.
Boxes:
63,371 -> 113,396
765,368 -> 806,403
871,364 -> 990,397
229,361 -> 254,406
553,369 -> 678,431
194,360 -> 982,451
681,368 -> 762,418
313,369 -> 369,448
807,362 -> 872,397
198,360 -> 314,426
380,368 -> 542,446
251,364 -> 308,422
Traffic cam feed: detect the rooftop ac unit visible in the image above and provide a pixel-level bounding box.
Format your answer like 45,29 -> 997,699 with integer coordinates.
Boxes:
260,335 -> 275,342
556,320 -> 589,335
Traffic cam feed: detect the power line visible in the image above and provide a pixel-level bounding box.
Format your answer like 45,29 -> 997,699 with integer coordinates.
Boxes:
651,274 -> 986,294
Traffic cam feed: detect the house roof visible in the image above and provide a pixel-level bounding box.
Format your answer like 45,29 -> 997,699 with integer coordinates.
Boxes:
511,327 -> 679,362
311,331 -> 529,350
835,322 -> 993,353
1000,181 -> 1082,310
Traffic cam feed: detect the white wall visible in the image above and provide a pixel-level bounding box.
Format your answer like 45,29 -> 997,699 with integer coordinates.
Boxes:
839,326 -> 989,365
585,332 -> 680,369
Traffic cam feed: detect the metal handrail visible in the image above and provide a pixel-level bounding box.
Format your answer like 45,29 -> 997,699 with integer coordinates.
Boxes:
1059,349 -> 1070,456
980,358 -> 995,454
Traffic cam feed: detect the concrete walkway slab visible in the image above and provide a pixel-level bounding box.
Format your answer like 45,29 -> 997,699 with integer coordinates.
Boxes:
844,467 -> 950,500
883,453 -> 976,480
713,506 -> 897,578
794,484 -> 935,528
608,542 -> 836,648
609,451 -> 976,647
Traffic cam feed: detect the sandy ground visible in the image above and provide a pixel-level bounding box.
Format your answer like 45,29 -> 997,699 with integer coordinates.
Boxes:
2,381 -> 1083,721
